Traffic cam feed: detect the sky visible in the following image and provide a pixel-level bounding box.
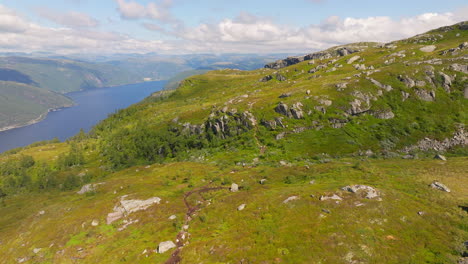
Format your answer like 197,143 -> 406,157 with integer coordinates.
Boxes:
0,0 -> 467,55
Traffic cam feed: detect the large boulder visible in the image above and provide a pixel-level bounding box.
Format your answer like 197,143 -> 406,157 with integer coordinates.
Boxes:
420,45 -> 436,52
341,185 -> 380,199
157,241 -> 176,253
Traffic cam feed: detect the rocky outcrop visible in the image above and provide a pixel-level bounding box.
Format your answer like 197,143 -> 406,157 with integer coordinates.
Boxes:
439,72 -> 452,92
276,73 -> 287,81
308,64 -> 326,74
415,89 -> 436,101
265,46 -> 361,69
367,78 -> 393,91
347,98 -> 371,115
206,110 -> 257,138
259,75 -> 273,82
440,42 -> 468,55
107,196 -> 161,224
275,102 -> 304,119
420,45 -> 436,52
347,55 -> 361,64
341,185 -> 380,199
371,110 -> 395,119
261,117 -> 284,130
450,63 -> 468,74
181,122 -> 205,135
398,75 -> 415,88
402,127 -> 467,153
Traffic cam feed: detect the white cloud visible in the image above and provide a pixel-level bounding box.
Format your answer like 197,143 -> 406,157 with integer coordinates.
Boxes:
37,8 -> 99,28
115,0 -> 176,24
0,3 -> 466,55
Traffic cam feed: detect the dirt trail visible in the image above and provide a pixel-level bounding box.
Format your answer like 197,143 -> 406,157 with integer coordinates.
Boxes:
164,185 -> 228,264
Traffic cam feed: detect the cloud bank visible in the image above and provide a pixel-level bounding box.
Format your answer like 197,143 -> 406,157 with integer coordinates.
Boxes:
0,3 -> 466,55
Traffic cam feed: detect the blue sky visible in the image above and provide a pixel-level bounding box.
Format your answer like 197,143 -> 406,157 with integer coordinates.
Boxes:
0,0 -> 467,54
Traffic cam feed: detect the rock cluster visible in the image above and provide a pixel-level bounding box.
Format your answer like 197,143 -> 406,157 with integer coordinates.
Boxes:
402,128 -> 467,153
275,102 -> 304,119
341,185 -> 380,199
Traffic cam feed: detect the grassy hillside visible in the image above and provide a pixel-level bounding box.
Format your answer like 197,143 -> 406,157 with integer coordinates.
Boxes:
0,22 -> 466,263
0,81 -> 73,130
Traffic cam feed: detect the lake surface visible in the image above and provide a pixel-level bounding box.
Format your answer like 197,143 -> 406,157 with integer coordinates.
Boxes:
0,81 -> 165,153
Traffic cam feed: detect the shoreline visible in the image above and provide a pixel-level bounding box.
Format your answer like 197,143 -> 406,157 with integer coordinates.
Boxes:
0,104 -> 74,133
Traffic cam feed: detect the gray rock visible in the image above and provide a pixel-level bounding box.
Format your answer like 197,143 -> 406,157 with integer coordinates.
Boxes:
319,194 -> 343,201
458,257 -> 468,264
372,110 -> 395,119
91,219 -> 99,226
398,75 -> 415,88
275,102 -> 289,116
434,154 -> 447,161
107,196 -> 161,224
168,215 -> 177,220
77,184 -> 94,194
276,74 -> 287,82
230,183 -> 239,192
354,64 -> 367,70
415,80 -> 426,87
283,196 -> 299,203
290,103 -> 304,119
259,75 -> 273,82
347,55 -> 361,64
336,83 -> 348,89
415,89 -> 436,101
276,132 -> 286,140
259,179 -> 267,185
420,45 -> 436,52
279,93 -> 292,98
464,86 -> 468,99
450,64 -> 468,74
341,185 -> 380,199
33,248 -> 41,254
367,78 -> 393,91
430,181 -> 451,192
157,241 -> 176,253
237,204 -> 246,211
439,72 -> 452,92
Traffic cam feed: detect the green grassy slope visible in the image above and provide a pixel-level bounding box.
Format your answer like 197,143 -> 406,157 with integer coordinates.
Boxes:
0,22 -> 467,264
0,81 -> 73,129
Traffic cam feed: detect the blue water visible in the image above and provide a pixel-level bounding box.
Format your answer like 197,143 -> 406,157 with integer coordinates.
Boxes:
0,81 -> 165,153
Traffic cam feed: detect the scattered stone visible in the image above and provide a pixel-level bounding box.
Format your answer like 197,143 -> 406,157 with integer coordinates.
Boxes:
169,215 -> 177,220
259,179 -> 267,185
17,257 -> 28,263
33,248 -> 41,254
38,210 -> 45,216
417,211 -> 425,216
230,183 -> 239,192
283,196 -> 300,204
372,110 -> 395,119
237,204 -> 246,211
439,72 -> 452,92
91,219 -> 99,226
183,225 -> 189,230
420,45 -> 436,52
309,180 -> 315,185
321,209 -> 331,214
319,194 -> 343,201
306,90 -> 311,95
336,83 -> 348,89
434,154 -> 447,161
430,181 -> 451,192
157,241 -> 176,254
342,185 -> 380,199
